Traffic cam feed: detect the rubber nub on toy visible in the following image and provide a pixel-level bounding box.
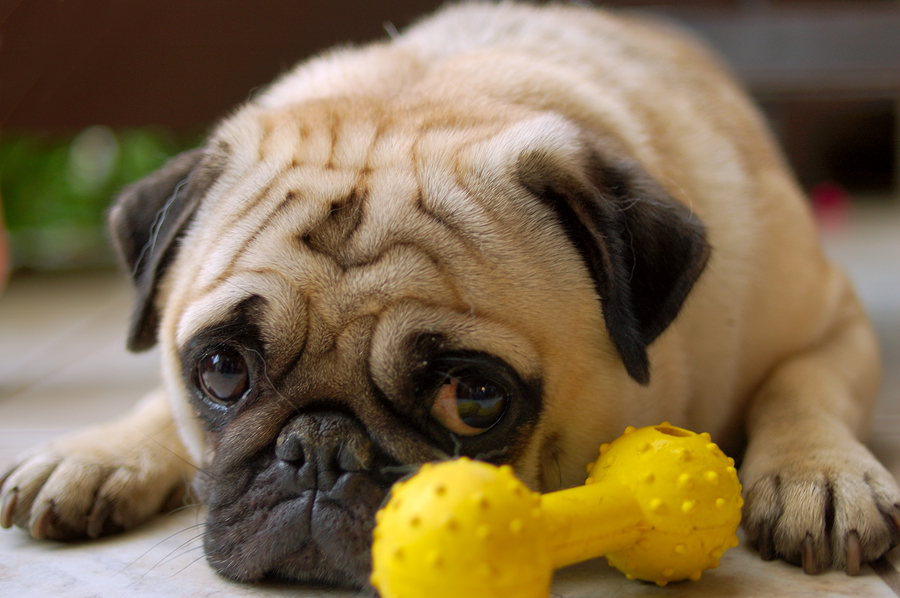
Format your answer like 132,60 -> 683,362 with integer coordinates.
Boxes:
590,424 -> 742,585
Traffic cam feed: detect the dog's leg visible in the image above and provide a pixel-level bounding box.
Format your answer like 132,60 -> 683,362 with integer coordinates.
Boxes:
741,279 -> 900,574
0,389 -> 194,540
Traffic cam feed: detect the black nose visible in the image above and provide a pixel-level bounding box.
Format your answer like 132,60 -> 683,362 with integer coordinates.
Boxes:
275,411 -> 374,492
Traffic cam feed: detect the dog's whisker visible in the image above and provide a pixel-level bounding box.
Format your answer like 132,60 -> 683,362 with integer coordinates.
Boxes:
116,523 -> 207,577
383,21 -> 400,40
166,554 -> 209,580
159,537 -> 208,567
246,346 -> 300,412
163,502 -> 205,517
146,533 -> 207,570
133,423 -> 220,483
124,532 -> 207,586
379,464 -> 421,476
132,174 -> 192,278
450,432 -> 462,459
473,445 -> 511,462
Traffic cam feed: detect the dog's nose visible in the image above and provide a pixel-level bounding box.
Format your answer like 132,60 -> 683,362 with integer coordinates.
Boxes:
275,411 -> 374,492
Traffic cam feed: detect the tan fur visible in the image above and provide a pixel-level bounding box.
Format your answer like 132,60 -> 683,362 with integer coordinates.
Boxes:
2,1 -> 896,579
0,391 -> 192,539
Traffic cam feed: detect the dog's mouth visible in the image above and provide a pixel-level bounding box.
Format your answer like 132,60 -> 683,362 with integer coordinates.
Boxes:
200,412 -> 400,586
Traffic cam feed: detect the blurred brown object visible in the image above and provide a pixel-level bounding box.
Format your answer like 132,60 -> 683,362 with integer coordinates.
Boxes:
1,0 -> 896,198
0,0 -> 444,134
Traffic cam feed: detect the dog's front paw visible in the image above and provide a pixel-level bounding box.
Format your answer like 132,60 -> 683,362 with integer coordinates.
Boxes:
1,426 -> 188,541
742,448 -> 900,575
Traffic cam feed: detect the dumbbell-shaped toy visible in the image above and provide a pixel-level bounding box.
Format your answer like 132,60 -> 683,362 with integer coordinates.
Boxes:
371,423 -> 742,598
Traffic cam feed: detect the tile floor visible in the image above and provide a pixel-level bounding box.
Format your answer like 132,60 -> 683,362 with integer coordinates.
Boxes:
1,203 -> 899,597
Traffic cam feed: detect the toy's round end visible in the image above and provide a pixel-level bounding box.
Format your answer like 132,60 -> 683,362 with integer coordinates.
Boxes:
592,424 -> 742,584
371,459 -> 552,598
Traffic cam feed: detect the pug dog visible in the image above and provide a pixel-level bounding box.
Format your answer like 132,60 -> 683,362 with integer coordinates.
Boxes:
2,1 -> 899,587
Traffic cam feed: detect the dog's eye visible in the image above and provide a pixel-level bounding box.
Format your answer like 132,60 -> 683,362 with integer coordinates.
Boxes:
431,374 -> 508,435
198,348 -> 249,404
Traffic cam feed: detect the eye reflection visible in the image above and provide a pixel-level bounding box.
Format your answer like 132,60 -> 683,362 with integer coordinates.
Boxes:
431,373 -> 508,435
455,377 -> 506,429
198,348 -> 249,404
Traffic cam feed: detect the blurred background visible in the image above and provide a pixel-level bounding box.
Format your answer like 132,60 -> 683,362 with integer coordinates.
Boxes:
0,0 -> 898,271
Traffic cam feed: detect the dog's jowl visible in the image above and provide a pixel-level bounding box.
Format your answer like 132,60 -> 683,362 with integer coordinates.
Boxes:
2,2 -> 898,586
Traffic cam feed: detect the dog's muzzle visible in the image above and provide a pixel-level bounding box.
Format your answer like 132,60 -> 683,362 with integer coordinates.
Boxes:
202,411 -> 394,586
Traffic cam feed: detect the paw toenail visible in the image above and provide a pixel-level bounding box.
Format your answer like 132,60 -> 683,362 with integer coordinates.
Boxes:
0,467 -> 15,490
890,508 -> 900,535
0,489 -> 17,528
845,531 -> 861,576
30,502 -> 54,540
87,498 -> 113,539
802,534 -> 819,575
759,523 -> 776,561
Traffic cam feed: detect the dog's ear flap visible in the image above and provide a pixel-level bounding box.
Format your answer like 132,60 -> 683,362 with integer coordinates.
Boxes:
109,147 -> 220,352
519,150 -> 710,385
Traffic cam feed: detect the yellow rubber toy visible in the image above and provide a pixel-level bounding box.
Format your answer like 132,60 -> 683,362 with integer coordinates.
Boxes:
370,424 -> 742,598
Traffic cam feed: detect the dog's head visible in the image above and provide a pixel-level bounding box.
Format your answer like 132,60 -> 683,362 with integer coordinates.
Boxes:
109,97 -> 708,585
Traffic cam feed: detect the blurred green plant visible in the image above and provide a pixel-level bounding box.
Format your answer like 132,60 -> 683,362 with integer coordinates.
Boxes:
0,127 -> 195,269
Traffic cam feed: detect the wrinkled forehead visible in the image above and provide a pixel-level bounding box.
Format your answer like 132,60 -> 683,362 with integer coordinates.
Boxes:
218,98 -> 530,174
170,99 -> 583,349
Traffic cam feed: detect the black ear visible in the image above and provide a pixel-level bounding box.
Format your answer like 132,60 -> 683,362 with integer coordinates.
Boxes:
108,147 -> 222,352
519,150 -> 710,385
